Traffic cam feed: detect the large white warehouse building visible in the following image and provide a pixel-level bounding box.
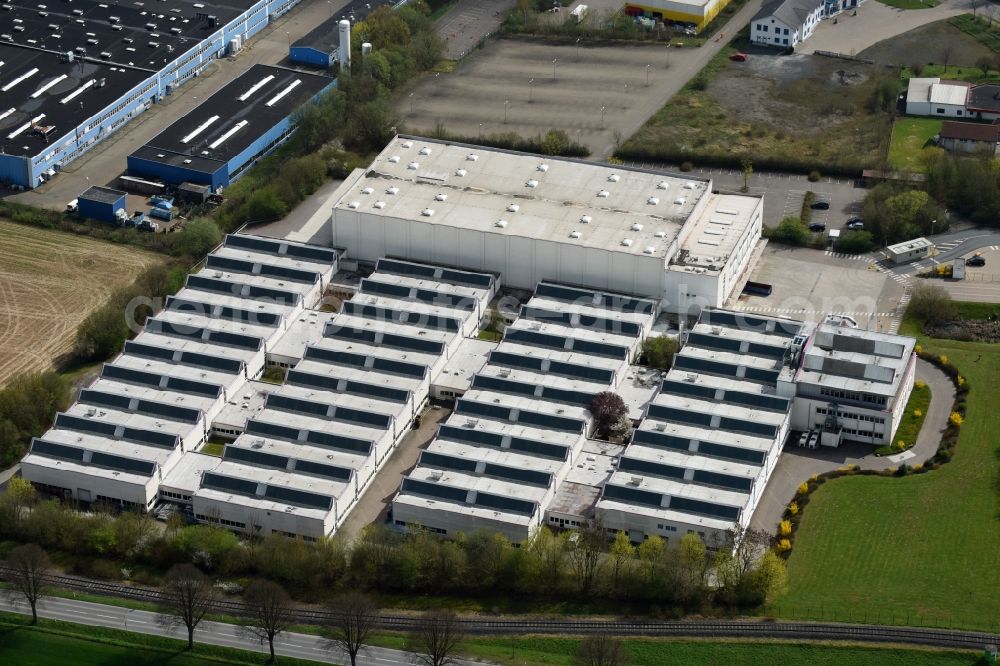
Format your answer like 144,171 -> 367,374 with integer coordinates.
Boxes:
329,137 -> 763,316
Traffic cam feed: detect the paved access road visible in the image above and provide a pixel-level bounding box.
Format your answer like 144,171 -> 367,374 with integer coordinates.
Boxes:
803,0 -> 972,57
0,595 -> 487,666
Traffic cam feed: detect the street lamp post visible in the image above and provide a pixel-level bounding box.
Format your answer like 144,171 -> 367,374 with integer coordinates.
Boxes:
645,63 -> 650,86
576,37 -> 581,61
552,58 -> 558,79
601,105 -> 606,129
478,122 -> 483,138
408,92 -> 414,115
504,99 -> 509,124
528,78 -> 534,102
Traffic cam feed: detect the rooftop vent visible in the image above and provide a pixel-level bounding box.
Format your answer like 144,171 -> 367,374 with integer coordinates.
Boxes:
674,196 -> 686,205
421,208 -> 434,217
434,193 -> 447,201
644,246 -> 656,254
495,219 -> 508,228
569,230 -> 581,239
654,230 -> 666,238
361,186 -> 374,195
597,190 -> 609,198
621,238 -> 633,247
647,196 -> 659,206
507,203 -> 519,212
386,187 -> 399,195
657,180 -> 668,190
373,201 -> 386,209
631,223 -> 643,231
467,153 -> 479,161
580,215 -> 592,224
402,140 -> 413,149
537,163 -> 548,172
525,179 -> 538,188
407,161 -> 419,170
388,155 -> 400,163
607,174 -> 620,182
419,146 -> 432,155
348,201 -> 360,209
683,181 -> 696,190
455,168 -> 467,177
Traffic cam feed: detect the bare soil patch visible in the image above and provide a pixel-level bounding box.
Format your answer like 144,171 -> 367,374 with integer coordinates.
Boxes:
0,219 -> 162,385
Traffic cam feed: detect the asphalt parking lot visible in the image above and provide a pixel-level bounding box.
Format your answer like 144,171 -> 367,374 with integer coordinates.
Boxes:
437,0 -> 515,60
921,246 -> 1000,303
731,244 -> 901,332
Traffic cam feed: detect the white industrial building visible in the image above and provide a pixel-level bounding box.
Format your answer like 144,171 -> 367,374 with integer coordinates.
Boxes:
329,137 -> 763,316
391,282 -> 658,544
20,234 -> 339,512
597,309 -> 800,548
780,316 -> 917,447
187,258 -> 498,540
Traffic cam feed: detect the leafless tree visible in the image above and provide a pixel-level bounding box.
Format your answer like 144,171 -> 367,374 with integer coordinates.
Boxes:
323,592 -> 380,666
157,563 -> 216,648
573,634 -> 630,666
971,0 -> 981,17
5,544 -> 51,624
239,580 -> 294,663
941,45 -> 954,74
405,610 -> 465,666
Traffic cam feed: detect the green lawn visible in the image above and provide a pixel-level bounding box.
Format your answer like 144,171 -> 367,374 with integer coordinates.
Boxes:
0,613 -> 321,666
877,0 -> 938,8
903,64 -> 1000,84
888,118 -> 941,173
875,382 -> 931,455
199,441 -> 224,456
951,14 -> 1000,54
367,635 -> 979,665
772,331 -> 1000,631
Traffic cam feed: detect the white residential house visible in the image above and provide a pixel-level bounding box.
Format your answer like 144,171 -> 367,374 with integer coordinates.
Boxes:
905,78 -> 971,118
750,0 -> 824,48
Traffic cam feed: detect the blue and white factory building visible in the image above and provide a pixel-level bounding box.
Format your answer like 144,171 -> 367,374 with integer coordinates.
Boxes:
0,0 -> 310,189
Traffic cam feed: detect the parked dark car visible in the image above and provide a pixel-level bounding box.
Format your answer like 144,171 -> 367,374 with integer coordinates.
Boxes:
967,255 -> 986,267
809,223 -> 826,232
810,200 -> 830,210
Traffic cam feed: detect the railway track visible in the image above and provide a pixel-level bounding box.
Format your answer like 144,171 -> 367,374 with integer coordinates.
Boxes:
3,566 -> 997,650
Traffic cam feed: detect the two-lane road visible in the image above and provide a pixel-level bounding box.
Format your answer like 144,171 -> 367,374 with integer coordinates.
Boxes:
0,595 -> 488,666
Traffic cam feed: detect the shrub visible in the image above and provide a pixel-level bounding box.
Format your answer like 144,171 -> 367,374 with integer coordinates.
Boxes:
796,482 -> 809,495
913,409 -> 922,417
680,161 -> 693,172
788,502 -> 799,516
769,216 -> 810,246
949,412 -> 964,426
776,539 -> 792,552
589,392 -> 629,439
779,520 -> 792,536
834,230 -> 875,254
640,335 -> 678,370
808,170 -> 821,182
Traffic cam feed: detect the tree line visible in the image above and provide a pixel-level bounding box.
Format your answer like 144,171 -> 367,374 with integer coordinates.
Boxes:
3,541 -> 634,666
0,479 -> 785,617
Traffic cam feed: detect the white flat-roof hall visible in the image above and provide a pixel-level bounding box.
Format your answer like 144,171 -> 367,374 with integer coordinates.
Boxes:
330,137 -> 764,314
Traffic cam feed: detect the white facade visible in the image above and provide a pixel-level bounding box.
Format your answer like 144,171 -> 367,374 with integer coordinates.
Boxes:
750,0 -> 823,48
329,137 -> 762,315
886,237 -> 934,264
905,78 -> 971,118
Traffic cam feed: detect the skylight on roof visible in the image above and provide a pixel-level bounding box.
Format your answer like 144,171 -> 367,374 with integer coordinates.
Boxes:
237,74 -> 275,102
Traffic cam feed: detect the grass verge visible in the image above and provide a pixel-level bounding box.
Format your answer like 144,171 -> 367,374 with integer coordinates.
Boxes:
771,316 -> 1000,632
874,382 -> 930,455
888,118 -> 942,173
950,13 -> 1000,53
0,611 -> 323,666
877,0 -> 938,8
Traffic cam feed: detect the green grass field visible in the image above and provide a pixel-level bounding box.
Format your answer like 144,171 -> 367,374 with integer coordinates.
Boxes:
877,0 -> 938,8
888,118 -> 941,173
875,382 -> 931,455
0,613 -> 320,666
772,325 -> 1000,631
951,14 -> 1000,54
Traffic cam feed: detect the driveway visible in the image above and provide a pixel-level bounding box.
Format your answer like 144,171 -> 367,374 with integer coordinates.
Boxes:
751,358 -> 954,534
336,405 -> 451,542
802,0 -> 972,57
437,0 -> 515,60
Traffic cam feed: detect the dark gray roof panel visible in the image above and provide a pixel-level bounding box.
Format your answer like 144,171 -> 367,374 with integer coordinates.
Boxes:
286,369 -> 410,403
30,439 -> 85,462
324,325 -> 445,355
263,485 -> 334,511
602,483 -> 663,508
294,458 -> 353,481
185,275 -> 301,306
343,302 -> 461,332
535,282 -> 655,314
202,472 -> 258,496
205,255 -> 319,284
224,235 -> 337,264
90,451 -> 157,476
631,429 -> 766,465
223,446 -> 290,471
520,306 -> 641,337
